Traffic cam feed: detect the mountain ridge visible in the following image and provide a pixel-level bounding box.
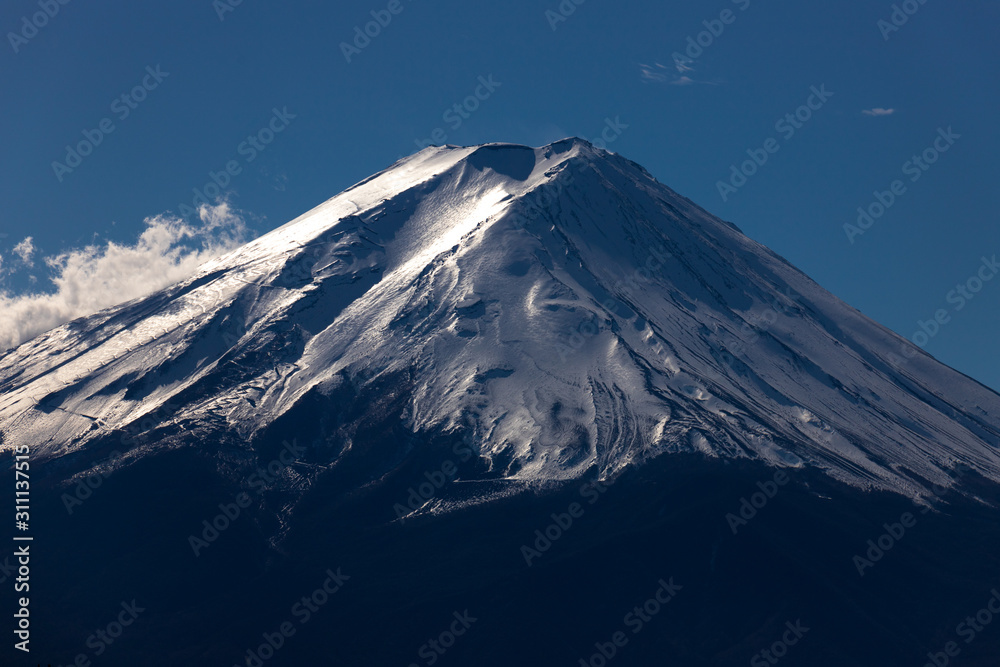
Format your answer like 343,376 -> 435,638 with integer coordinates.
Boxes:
2,138 -> 999,504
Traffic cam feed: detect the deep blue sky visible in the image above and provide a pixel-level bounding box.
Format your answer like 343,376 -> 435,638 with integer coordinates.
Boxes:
2,0 -> 999,390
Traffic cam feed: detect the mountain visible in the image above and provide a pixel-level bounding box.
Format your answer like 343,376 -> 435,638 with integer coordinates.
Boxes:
3,139 -> 1000,666
5,138 -> 998,496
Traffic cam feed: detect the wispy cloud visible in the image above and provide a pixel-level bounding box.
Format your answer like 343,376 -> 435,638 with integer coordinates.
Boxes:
640,63 -> 672,83
0,202 -> 250,351
640,62 -> 716,86
673,55 -> 695,73
862,107 -> 896,116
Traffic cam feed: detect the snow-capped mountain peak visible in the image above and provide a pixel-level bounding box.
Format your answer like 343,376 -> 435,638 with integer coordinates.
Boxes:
2,139 -> 999,500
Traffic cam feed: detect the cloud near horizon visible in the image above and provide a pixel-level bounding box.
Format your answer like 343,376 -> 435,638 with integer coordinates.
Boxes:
0,202 -> 250,351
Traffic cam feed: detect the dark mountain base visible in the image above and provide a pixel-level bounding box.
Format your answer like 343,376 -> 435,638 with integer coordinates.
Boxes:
7,443 -> 1000,667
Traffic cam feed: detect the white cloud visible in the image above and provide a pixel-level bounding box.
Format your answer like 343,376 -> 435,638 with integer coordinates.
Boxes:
0,202 -> 250,351
12,237 -> 35,266
640,63 -> 716,86
640,63 -> 671,83
862,108 -> 896,116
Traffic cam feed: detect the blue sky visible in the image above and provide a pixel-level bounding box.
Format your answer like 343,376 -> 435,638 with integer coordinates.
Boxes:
2,0 -> 999,389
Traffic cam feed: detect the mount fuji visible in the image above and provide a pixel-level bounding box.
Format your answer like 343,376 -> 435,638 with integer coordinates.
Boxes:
3,139 -> 1000,666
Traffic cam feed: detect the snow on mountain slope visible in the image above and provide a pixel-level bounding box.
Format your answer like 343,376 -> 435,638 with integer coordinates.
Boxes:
2,138 -> 999,500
